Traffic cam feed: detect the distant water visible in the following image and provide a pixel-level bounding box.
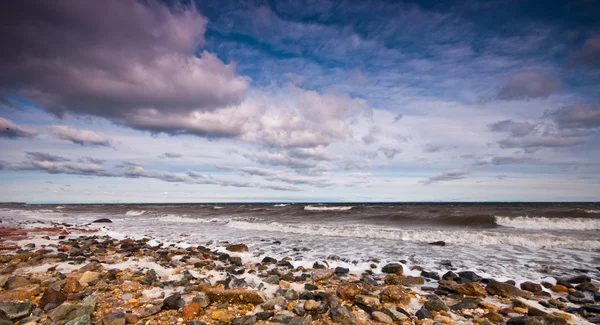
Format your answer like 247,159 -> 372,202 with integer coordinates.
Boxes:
1,202 -> 599,282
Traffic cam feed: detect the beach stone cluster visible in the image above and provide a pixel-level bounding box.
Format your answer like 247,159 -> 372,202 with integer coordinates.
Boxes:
0,224 -> 598,325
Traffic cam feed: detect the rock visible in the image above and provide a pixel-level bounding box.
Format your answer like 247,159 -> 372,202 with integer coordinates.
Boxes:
78,271 -> 100,285
255,312 -> 274,320
289,315 -> 312,325
484,311 -> 505,322
424,297 -> 450,312
421,270 -> 440,280
381,307 -> 408,321
451,298 -> 481,310
192,292 -> 211,308
582,305 -> 600,313
313,261 -> 327,269
125,314 -> 137,324
65,315 -> 92,325
262,297 -> 287,310
0,284 -> 41,301
64,277 -> 84,293
521,282 -> 543,292
452,282 -> 487,297
299,292 -> 315,300
457,271 -> 483,283
528,308 -> 548,317
551,285 -> 569,293
40,283 -> 67,309
139,304 -> 163,318
380,285 -> 410,305
506,316 -> 568,325
48,295 -> 97,324
205,288 -> 265,304
304,283 -> 318,290
429,241 -> 446,246
182,303 -> 201,320
261,257 -> 277,264
575,282 -> 597,292
442,271 -> 459,281
402,276 -> 425,286
355,294 -> 380,306
312,269 -> 334,282
4,276 -> 31,290
187,322 -> 207,325
416,308 -> 433,320
226,244 -> 248,252
334,267 -> 349,275
304,299 -> 320,311
486,281 -> 527,298
163,293 -> 184,310
381,263 -> 403,274
336,282 -> 368,301
102,311 -> 126,325
371,311 -> 393,324
285,289 -> 299,300
0,302 -> 33,320
330,306 -> 356,325
93,218 -> 112,223
565,275 -> 591,284
232,315 -> 257,325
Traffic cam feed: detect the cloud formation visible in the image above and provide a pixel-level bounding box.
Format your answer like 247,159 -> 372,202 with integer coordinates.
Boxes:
49,125 -> 111,147
497,71 -> 562,100
546,105 -> 600,129
569,34 -> 600,69
159,153 -> 183,159
0,117 -> 37,139
421,170 -> 470,185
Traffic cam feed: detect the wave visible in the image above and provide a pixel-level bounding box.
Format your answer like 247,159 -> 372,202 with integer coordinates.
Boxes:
213,206 -> 224,209
495,216 -> 600,230
55,206 -> 65,209
159,215 -> 263,225
273,204 -> 289,207
438,214 -> 497,227
585,209 -> 600,214
304,205 -> 353,211
227,220 -> 600,251
125,210 -> 145,216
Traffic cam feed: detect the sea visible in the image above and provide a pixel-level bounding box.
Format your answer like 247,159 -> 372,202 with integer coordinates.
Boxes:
1,202 -> 599,283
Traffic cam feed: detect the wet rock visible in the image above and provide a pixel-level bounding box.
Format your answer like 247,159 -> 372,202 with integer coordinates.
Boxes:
380,285 -> 410,305
416,308 -> 433,320
429,241 -> 446,246
451,298 -> 481,310
40,283 -> 67,309
484,311 -> 505,323
65,315 -> 92,325
255,312 -> 274,321
381,263 -> 403,274
312,269 -> 334,282
566,275 -> 591,284
272,313 -> 293,323
442,271 -> 459,281
576,282 -> 598,292
330,306 -> 356,325
421,270 -> 440,280
521,282 -> 543,292
304,299 -> 320,311
0,284 -> 41,301
264,275 -> 280,284
48,295 -> 97,324
371,311 -> 393,324
486,281 -> 527,298
299,292 -> 315,300
182,303 -> 201,320
261,256 -> 277,264
163,293 -> 184,310
424,297 -> 450,312
226,244 -> 248,252
355,294 -> 380,306
457,271 -> 483,283
528,308 -> 549,317
304,283 -> 318,291
336,282 -> 368,301
93,218 -> 112,223
0,302 -> 33,320
262,297 -> 287,310
551,285 -> 569,293
452,282 -> 487,297
313,261 -> 327,269
289,315 -> 312,325
402,276 -> 425,286
64,277 -> 84,293
78,271 -> 100,285
334,267 -> 349,275
506,316 -> 568,325
102,311 -> 126,325
285,289 -> 299,300
139,303 -> 163,318
192,292 -> 211,308
382,307 -> 408,321
231,315 -> 257,325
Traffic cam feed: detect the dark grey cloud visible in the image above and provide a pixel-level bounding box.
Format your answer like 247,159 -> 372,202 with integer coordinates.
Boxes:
569,34 -> 600,69
0,1 -> 249,138
362,127 -> 380,145
423,143 -> 444,153
378,147 -> 401,159
239,167 -> 278,177
489,120 -> 537,137
546,105 -> 600,129
393,114 -> 403,123
421,170 -> 470,185
0,117 -> 37,138
49,125 -> 111,147
78,157 -> 106,165
159,153 -> 183,159
25,152 -> 70,162
497,71 -> 562,100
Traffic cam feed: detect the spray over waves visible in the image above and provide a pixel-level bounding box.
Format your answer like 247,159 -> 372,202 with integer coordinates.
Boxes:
304,205 -> 353,211
125,210 -> 146,216
495,216 -> 600,230
226,220 -> 600,251
273,204 -> 290,207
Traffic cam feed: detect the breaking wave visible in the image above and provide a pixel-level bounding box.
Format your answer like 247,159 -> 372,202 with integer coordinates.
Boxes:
304,205 -> 353,211
495,216 -> 600,230
125,210 -> 145,216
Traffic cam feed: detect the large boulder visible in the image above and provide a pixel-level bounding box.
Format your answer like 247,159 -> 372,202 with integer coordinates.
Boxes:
486,281 -> 526,298
452,282 -> 487,297
381,263 -> 403,274
380,285 -> 410,305
48,295 -> 97,325
0,302 -> 33,320
337,282 -> 368,301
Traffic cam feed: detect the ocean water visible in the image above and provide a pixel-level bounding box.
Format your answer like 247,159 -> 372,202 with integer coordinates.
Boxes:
1,202 -> 599,283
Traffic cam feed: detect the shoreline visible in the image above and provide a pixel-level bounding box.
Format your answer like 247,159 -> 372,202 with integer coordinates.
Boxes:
0,222 -> 598,325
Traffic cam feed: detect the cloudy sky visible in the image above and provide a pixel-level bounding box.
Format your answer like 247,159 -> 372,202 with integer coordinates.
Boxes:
1,0 -> 599,203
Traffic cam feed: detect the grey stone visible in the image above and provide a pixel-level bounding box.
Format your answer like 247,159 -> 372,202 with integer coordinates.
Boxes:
416,308 -> 433,320
65,315 -> 92,325
424,297 -> 450,312
381,263 -> 403,274
289,315 -> 312,325
231,315 -> 257,325
330,306 -> 356,325
371,311 -> 393,324
102,311 -> 126,325
162,293 -> 184,310
0,302 -> 33,320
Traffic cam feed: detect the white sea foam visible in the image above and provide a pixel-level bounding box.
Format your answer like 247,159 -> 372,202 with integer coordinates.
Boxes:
585,209 -> 600,214
125,210 -> 145,216
213,206 -> 224,209
495,216 -> 600,230
55,205 -> 65,209
304,205 -> 353,211
273,204 -> 289,207
227,220 -> 600,251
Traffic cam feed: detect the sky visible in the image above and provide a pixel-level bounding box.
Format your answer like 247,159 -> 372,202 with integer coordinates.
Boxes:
0,0 -> 599,203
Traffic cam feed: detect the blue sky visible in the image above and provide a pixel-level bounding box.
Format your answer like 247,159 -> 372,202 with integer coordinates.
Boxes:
1,0 -> 599,202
